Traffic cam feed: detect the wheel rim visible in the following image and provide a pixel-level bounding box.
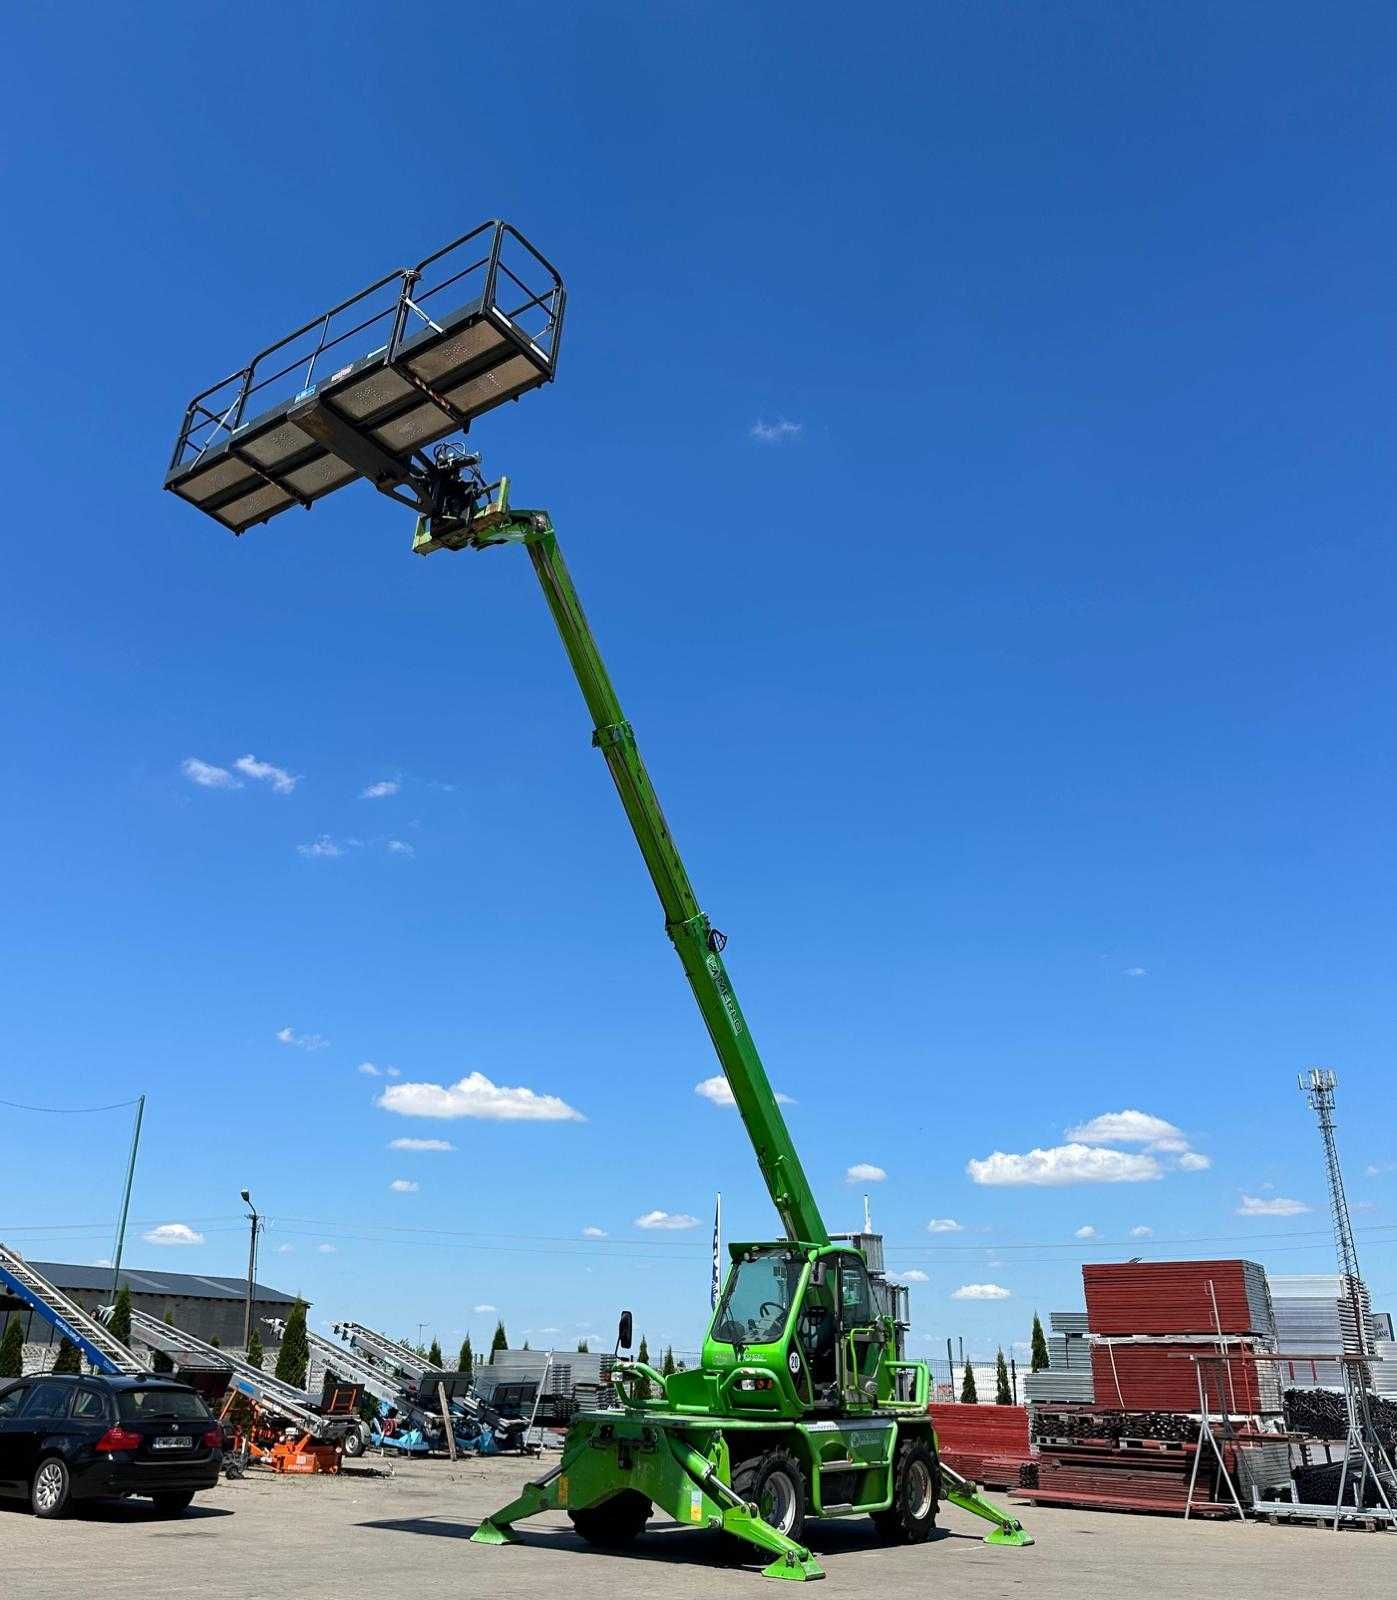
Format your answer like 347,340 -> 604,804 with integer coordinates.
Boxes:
904,1459 -> 933,1520
760,1469 -> 798,1535
35,1463 -> 63,1511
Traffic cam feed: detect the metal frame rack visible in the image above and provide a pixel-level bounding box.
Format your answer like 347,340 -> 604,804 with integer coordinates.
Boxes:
165,219 -> 565,535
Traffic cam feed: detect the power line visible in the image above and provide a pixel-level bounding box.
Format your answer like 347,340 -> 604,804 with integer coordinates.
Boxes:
0,1096 -> 142,1114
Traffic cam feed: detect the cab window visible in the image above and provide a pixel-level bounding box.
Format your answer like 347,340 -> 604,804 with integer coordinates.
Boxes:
838,1257 -> 874,1326
0,1384 -> 28,1419
20,1381 -> 72,1420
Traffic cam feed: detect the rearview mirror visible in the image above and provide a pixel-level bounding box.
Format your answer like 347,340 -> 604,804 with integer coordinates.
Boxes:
617,1310 -> 633,1352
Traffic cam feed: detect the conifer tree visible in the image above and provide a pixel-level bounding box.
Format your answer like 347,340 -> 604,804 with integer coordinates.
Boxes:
152,1309 -> 175,1374
1030,1311 -> 1050,1372
995,1347 -> 1012,1405
246,1327 -> 264,1370
428,1338 -> 443,1369
577,1339 -> 589,1353
960,1359 -> 978,1403
457,1334 -> 473,1376
0,1319 -> 24,1378
109,1286 -> 133,1348
53,1337 -> 82,1375
662,1345 -> 676,1377
274,1300 -> 310,1389
490,1320 -> 508,1361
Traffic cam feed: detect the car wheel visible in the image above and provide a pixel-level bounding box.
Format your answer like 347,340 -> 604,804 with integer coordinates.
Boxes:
31,1457 -> 72,1519
152,1492 -> 197,1517
871,1436 -> 938,1544
342,1425 -> 366,1458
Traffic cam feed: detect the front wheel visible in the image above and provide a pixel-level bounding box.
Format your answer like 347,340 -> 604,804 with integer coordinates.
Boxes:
568,1488 -> 652,1546
872,1436 -> 937,1544
731,1447 -> 807,1545
152,1492 -> 197,1518
342,1424 -> 366,1458
32,1457 -> 72,1519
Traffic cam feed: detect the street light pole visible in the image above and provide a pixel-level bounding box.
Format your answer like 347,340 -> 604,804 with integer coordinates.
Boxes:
240,1189 -> 260,1350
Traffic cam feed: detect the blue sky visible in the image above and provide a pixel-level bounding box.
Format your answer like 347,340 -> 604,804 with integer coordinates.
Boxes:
2,4 -> 1393,1376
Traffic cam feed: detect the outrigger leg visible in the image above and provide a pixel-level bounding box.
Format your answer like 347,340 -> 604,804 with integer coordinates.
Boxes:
940,1463 -> 1034,1546
471,1425 -> 824,1580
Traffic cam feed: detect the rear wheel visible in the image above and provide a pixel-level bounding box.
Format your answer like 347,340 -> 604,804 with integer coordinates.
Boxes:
152,1492 -> 197,1518
568,1488 -> 652,1546
342,1424 -> 366,1458
731,1447 -> 807,1545
872,1436 -> 937,1544
31,1457 -> 72,1519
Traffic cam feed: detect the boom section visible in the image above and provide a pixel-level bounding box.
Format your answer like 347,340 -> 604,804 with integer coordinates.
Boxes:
418,492 -> 828,1248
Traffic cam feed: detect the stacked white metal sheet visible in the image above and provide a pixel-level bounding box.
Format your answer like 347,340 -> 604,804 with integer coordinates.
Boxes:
1373,1339 -> 1397,1398
1269,1273 -> 1372,1390
1024,1309 -> 1095,1403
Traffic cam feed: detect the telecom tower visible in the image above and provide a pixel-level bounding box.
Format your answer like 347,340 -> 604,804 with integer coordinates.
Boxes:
1298,1068 -> 1369,1360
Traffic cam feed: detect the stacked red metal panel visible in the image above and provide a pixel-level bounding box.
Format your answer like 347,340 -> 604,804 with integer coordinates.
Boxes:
1083,1261 -> 1272,1337
1089,1342 -> 1272,1414
929,1402 -> 1032,1489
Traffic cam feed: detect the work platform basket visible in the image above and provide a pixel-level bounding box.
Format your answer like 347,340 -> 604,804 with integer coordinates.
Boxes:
164,220 -> 564,534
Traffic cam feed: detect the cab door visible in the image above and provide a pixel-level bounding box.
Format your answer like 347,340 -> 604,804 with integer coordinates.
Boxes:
835,1255 -> 883,1409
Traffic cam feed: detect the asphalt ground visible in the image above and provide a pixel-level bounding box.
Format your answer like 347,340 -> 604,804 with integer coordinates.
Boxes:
0,1452 -> 1390,1599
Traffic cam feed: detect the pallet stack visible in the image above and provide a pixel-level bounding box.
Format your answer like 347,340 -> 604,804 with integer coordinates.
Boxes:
928,1402 -> 1032,1489
1013,1260 -> 1287,1516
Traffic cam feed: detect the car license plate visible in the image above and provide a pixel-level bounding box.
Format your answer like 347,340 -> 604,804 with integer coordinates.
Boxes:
153,1436 -> 192,1450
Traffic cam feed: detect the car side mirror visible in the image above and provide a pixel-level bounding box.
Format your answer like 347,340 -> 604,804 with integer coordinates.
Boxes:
617,1311 -> 633,1352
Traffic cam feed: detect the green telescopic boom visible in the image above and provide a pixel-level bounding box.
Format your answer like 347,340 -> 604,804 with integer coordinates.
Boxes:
419,488 -> 829,1249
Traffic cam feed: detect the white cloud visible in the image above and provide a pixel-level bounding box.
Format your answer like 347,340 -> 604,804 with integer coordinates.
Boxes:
361,780 -> 400,799
581,1226 -> 607,1239
890,1269 -> 929,1283
385,1066 -> 400,1078
1178,1151 -> 1212,1171
389,1178 -> 419,1193
277,1243 -> 295,1254
143,1223 -> 204,1247
1075,1225 -> 1098,1239
358,1062 -> 381,1076
968,1144 -> 1162,1186
634,1210 -> 700,1230
317,1243 -> 337,1254
952,1283 -> 1011,1300
750,417 -> 803,443
1130,1225 -> 1154,1237
695,1074 -> 793,1107
377,1070 -> 585,1122
1365,1162 -> 1395,1177
473,1303 -> 497,1314
1237,1193 -> 1311,1216
233,754 -> 297,794
297,834 -> 347,859
386,839 -> 415,857
277,1026 -> 329,1051
388,1137 -> 454,1152
182,757 -> 240,790
1123,966 -> 1147,977
846,1163 -> 887,1184
926,1217 -> 963,1233
1066,1110 -> 1183,1147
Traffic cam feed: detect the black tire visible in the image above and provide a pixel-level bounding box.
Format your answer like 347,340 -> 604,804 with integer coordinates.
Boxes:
731,1447 -> 807,1546
871,1436 -> 938,1544
342,1425 -> 366,1459
152,1492 -> 197,1518
568,1488 -> 652,1546
31,1457 -> 72,1519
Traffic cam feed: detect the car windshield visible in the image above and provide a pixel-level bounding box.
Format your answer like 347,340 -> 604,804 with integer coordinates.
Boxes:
714,1249 -> 804,1346
117,1388 -> 210,1421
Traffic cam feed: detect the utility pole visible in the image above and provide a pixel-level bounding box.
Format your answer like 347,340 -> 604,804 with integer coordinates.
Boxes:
109,1094 -> 145,1300
240,1188 -> 260,1350
1298,1069 -> 1370,1360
